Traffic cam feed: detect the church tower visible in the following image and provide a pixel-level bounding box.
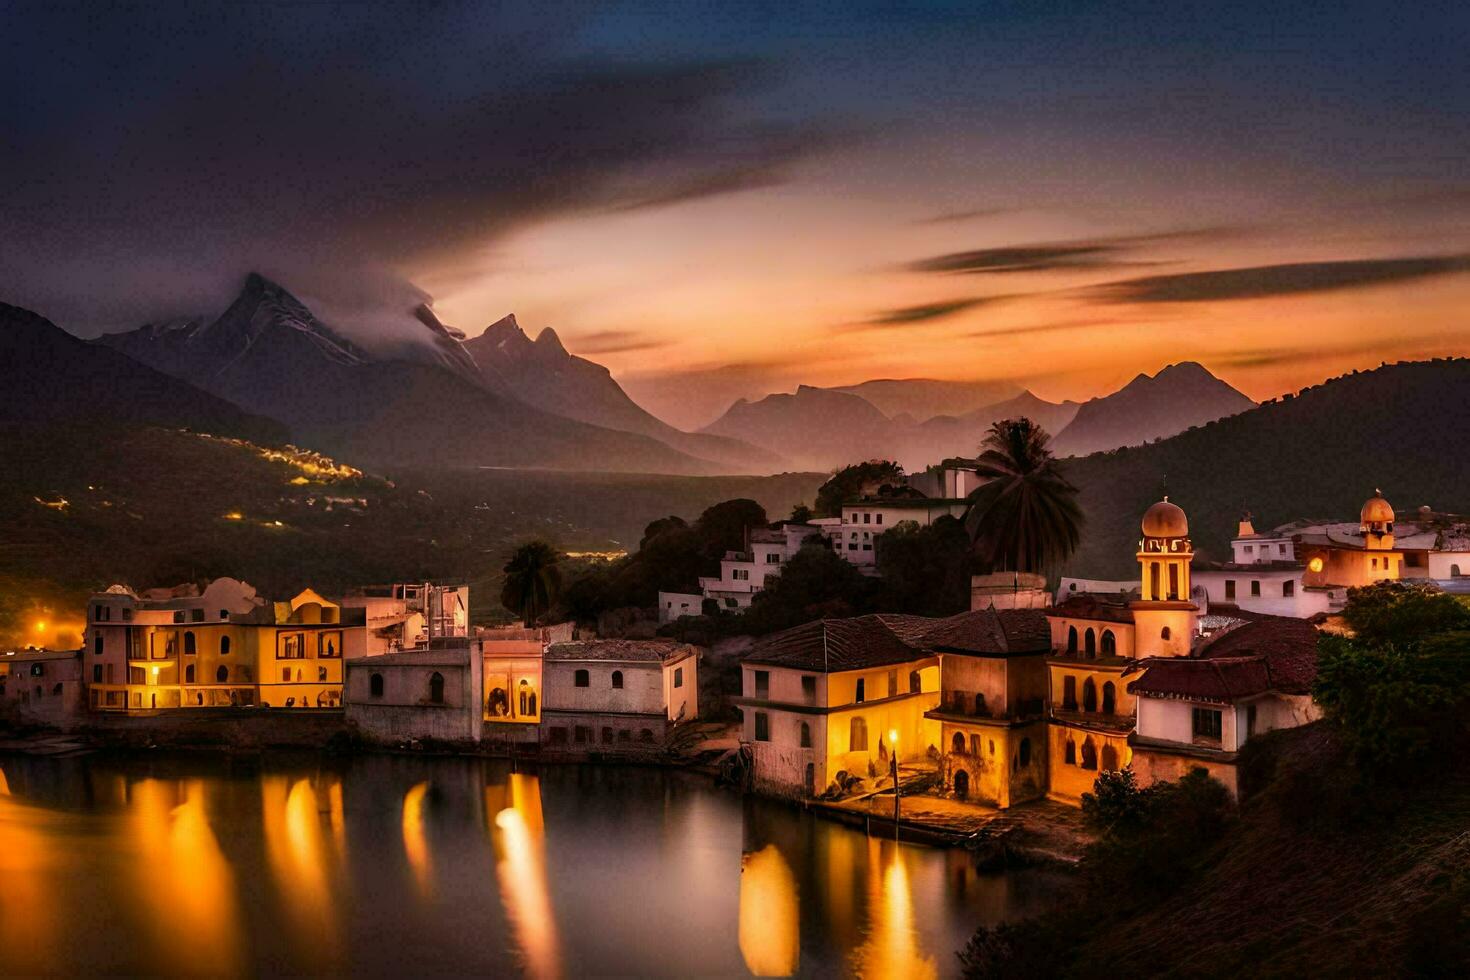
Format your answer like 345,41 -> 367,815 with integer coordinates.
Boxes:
1360,489 -> 1395,551
1131,497 -> 1198,657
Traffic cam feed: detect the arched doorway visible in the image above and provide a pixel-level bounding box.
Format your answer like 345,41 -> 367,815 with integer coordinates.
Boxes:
953,769 -> 970,799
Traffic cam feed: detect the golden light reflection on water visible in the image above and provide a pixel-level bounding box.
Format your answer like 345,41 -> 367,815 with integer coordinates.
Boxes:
490,774 -> 561,979
850,839 -> 938,980
261,776 -> 343,968
402,781 -> 433,900
0,764 -> 55,975
739,844 -> 800,977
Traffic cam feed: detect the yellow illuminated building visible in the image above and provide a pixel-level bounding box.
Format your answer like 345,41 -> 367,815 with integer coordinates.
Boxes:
85,579 -> 364,712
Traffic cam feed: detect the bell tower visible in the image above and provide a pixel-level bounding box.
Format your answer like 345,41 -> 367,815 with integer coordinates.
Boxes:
1131,497 -> 1198,657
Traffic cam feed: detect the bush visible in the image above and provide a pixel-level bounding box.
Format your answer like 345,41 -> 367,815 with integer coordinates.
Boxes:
1339,581 -> 1470,645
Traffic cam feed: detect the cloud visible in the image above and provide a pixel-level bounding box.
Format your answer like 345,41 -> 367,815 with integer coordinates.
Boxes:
1095,255 -> 1470,303
570,329 -> 670,355
965,317 -> 1118,340
857,295 -> 1015,328
0,5 -> 833,333
913,207 -> 1016,225
907,228 -> 1234,276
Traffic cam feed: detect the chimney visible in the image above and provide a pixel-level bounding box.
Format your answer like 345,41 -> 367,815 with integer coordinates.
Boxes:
1237,511 -> 1255,538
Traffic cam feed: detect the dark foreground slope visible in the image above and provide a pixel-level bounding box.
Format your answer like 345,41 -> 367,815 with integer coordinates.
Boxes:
1062,359 -> 1470,578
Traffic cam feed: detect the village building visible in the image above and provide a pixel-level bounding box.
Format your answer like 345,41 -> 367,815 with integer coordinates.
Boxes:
736,616 -> 942,799
340,582 -> 469,656
84,578 -> 364,712
924,608 -> 1051,807
477,623 -> 574,748
344,639 -> 482,743
0,648 -> 84,729
540,640 -> 700,754
1128,615 -> 1321,797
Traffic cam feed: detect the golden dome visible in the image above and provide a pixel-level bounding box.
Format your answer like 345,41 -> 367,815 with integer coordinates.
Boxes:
1361,490 -> 1394,525
1142,497 -> 1189,538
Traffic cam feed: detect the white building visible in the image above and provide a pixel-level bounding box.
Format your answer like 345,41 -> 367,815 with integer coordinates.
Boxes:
340,582 -> 470,656
824,497 -> 971,567
344,640 -> 482,743
540,640 -> 700,753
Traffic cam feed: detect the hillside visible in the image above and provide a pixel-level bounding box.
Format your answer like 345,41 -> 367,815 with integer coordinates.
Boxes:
1051,361 -> 1255,457
702,385 -> 902,469
1061,359 -> 1470,578
461,314 -> 782,473
0,420 -> 822,647
0,302 -> 285,445
827,377 -> 1021,420
94,275 -> 726,476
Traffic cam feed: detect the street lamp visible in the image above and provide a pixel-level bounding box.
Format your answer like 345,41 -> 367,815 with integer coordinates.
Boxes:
888,729 -> 899,840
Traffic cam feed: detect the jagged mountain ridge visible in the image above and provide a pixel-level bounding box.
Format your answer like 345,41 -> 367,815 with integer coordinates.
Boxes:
95,276 -> 739,475
1050,361 -> 1256,457
460,315 -> 783,473
826,377 -> 1023,420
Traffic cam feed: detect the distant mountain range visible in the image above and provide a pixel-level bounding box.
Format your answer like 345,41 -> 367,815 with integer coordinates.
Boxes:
700,363 -> 1250,471
826,377 -> 1022,421
93,274 -> 774,475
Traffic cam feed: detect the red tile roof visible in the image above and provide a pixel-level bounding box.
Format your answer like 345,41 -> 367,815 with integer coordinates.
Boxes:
1127,616 -> 1319,703
1050,593 -> 1136,624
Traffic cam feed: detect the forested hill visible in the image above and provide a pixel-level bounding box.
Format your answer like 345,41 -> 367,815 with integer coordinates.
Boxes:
1062,359 -> 1470,578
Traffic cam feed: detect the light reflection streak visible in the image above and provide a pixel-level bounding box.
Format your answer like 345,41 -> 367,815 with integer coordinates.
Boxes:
490,774 -> 560,979
261,776 -> 342,968
402,781 -> 433,900
851,839 -> 937,980
0,764 -> 54,975
739,844 -> 800,977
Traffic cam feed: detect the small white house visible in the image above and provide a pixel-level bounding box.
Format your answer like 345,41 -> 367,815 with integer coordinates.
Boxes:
540,640 -> 700,754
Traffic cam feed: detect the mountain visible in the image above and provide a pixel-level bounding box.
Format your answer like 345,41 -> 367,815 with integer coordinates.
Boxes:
461,314 -> 783,472
1061,358 -> 1470,578
96,275 -> 728,475
701,385 -> 903,470
1051,361 -> 1255,457
827,377 -> 1022,420
0,301 -> 286,444
914,391 -> 1081,462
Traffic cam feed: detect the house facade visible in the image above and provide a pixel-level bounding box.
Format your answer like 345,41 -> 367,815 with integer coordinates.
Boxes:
344,640 -> 482,743
0,648 -> 84,729
540,640 -> 699,754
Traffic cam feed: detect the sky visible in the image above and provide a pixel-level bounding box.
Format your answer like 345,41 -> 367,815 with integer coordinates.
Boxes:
4,1 -> 1468,429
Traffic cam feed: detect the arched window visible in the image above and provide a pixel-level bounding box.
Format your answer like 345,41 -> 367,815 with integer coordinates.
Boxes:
1453,564 -> 1463,577
855,678 -> 866,703
800,722 -> 811,748
611,670 -> 623,689
1083,678 -> 1097,712
216,665 -> 229,683
1101,743 -> 1119,771
183,631 -> 196,655
369,673 -> 384,698
1063,675 -> 1078,710
849,717 -> 868,752
185,664 -> 195,683
1018,737 -> 1031,767
428,672 -> 445,704
220,636 -> 230,655
1080,738 -> 1098,770
909,670 -> 921,694
1064,738 -> 1076,765
1084,628 -> 1096,658
974,693 -> 988,716
1101,630 -> 1116,656
952,732 -> 966,755
1067,626 -> 1078,654
518,679 -> 531,715
1161,626 -> 1172,641
1102,681 -> 1116,715
574,669 -> 589,687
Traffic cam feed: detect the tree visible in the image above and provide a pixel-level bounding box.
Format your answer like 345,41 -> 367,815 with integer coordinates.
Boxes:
500,540 -> 563,625
693,498 -> 768,561
740,542 -> 877,634
963,418 -> 1083,574
789,503 -> 814,523
1338,580 -> 1470,646
814,461 -> 904,517
875,516 -> 972,616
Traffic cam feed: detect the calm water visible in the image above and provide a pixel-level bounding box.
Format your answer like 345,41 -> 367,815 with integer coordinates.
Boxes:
0,751 -> 1064,978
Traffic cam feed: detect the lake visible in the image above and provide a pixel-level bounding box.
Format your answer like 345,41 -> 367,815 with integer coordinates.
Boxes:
0,751 -> 1066,977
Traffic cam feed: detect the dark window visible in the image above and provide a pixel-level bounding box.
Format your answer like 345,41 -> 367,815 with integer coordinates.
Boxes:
317,666 -> 327,682
908,670 -> 921,694
1080,738 -> 1098,770
801,676 -> 817,704
1161,626 -> 1171,641
94,634 -> 103,656
602,727 -> 614,744
429,672 -> 445,704
216,665 -> 229,683
1169,564 -> 1180,600
673,667 -> 683,688
574,725 -> 590,744
887,669 -> 898,698
191,608 -> 204,623
1247,704 -> 1258,736
123,608 -> 132,621
574,669 -> 589,687
30,664 -> 44,677
952,732 -> 966,754
173,611 -> 185,624
1225,579 -> 1236,600
220,636 -> 231,655
1101,630 -> 1116,656
369,673 -> 384,698
1019,737 -> 1032,767
754,670 -> 769,698
185,664 -> 195,683
1282,580 -> 1295,597
1083,678 -> 1097,712
1101,743 -> 1119,771
618,729 -> 632,742
1250,580 -> 1261,597
639,729 -> 655,743
754,711 -> 770,741
1102,681 -> 1116,715
92,664 -> 103,683
1064,739 -> 1076,765
547,727 -> 568,745
849,717 -> 867,751
1063,675 -> 1078,710
219,609 -> 230,620
1192,707 -> 1223,740
1084,628 -> 1096,658
611,670 -> 624,689
183,631 -> 196,655
855,678 -> 865,703
1067,626 -> 1078,654
800,722 -> 811,748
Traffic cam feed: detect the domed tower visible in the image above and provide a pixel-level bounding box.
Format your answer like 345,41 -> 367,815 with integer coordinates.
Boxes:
1360,489 -> 1395,551
1131,497 -> 1197,657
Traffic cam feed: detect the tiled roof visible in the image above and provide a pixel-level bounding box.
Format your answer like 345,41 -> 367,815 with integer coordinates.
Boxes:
546,640 -> 696,664
1128,617 -> 1319,703
917,608 -> 1051,654
1050,594 -> 1136,624
743,615 -> 927,672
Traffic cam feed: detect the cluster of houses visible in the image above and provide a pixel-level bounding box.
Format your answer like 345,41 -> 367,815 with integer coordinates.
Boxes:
6,484 -> 1466,811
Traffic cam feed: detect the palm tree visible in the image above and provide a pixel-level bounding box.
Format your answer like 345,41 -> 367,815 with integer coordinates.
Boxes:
501,540 -> 563,625
963,418 -> 1084,573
